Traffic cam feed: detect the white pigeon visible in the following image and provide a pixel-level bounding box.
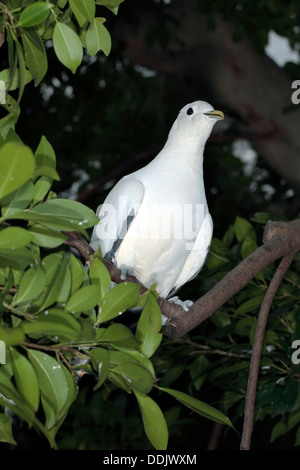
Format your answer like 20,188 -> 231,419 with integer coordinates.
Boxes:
90,100 -> 224,299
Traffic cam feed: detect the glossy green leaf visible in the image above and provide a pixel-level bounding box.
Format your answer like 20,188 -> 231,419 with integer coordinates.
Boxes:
235,294 -> 264,315
35,135 -> 56,167
0,227 -> 32,249
38,252 -> 68,310
234,216 -> 256,242
136,292 -> 162,358
28,350 -> 69,416
22,29 -> 48,86
19,2 -> 54,28
100,323 -> 140,350
32,176 -> 52,204
86,18 -> 112,56
0,247 -> 36,270
88,347 -> 109,390
69,0 -> 95,26
12,265 -> 46,305
15,40 -> 26,104
0,68 -> 33,91
8,198 -> 99,233
0,142 -> 35,200
69,253 -> 86,293
1,180 -> 33,217
41,364 -> 77,435
10,348 -> 40,412
158,386 -> 233,428
97,282 -> 140,324
0,326 -> 24,347
28,224 -> 67,248
134,391 -> 168,450
114,362 -> 154,394
0,413 -> 17,445
66,284 -> 100,312
89,253 -> 111,301
53,22 -> 83,74
23,308 -> 81,342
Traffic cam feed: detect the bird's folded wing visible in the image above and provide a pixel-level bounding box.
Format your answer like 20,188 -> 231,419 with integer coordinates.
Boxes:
170,212 -> 213,295
90,177 -> 145,260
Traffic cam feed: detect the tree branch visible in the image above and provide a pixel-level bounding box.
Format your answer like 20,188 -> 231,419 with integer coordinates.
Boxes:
64,219 -> 300,339
240,252 -> 295,450
165,219 -> 300,338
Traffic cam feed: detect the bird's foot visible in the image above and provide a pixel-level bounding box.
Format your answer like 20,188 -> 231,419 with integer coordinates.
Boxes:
119,264 -> 134,280
168,296 -> 193,312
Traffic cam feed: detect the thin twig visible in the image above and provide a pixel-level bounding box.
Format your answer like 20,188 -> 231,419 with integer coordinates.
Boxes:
240,252 -> 296,450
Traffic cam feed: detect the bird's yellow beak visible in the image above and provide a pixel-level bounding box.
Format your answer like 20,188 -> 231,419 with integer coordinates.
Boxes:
204,110 -> 224,120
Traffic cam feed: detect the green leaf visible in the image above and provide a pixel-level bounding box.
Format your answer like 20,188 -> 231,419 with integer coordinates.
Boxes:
41,364 -> 77,438
241,235 -> 258,259
35,135 -> 56,168
15,40 -> 26,104
7,198 -> 99,234
97,282 -> 141,324
100,323 -> 140,350
69,0 -> 95,26
235,294 -> 264,315
136,292 -> 162,358
89,252 -> 111,301
0,227 -> 32,249
53,22 -> 83,74
251,212 -> 288,224
69,253 -> 86,293
158,387 -> 233,428
1,180 -> 34,217
0,142 -> 35,200
0,326 -> 24,347
28,224 -> 68,248
19,2 -> 54,28
271,408 -> 300,443
23,308 -> 81,342
22,29 -> 48,86
86,18 -> 112,56
0,413 -> 17,445
32,136 -> 57,203
88,347 -> 109,390
234,216 -> 256,242
0,68 -> 33,92
10,348 -> 40,412
134,391 -> 168,450
0,247 -> 36,270
66,284 -> 100,312
12,265 -> 46,306
37,252 -> 68,310
113,362 -> 154,394
28,350 -> 69,417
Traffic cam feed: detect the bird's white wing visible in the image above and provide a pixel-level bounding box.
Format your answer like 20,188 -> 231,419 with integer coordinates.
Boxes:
170,212 -> 213,296
90,177 -> 145,261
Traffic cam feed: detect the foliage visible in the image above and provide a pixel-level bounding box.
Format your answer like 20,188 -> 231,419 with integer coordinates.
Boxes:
0,0 -> 234,450
198,0 -> 300,52
160,214 -> 300,449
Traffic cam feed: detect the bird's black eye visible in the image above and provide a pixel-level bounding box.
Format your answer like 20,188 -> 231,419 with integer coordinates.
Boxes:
186,107 -> 194,115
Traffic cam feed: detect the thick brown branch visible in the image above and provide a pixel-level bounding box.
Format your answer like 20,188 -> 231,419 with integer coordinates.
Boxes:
240,252 -> 295,450
165,220 -> 300,338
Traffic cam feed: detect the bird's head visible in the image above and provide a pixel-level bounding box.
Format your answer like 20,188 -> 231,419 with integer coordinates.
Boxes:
167,100 -> 224,148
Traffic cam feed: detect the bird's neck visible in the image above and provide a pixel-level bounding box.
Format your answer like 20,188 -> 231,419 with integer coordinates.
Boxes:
160,138 -> 206,171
